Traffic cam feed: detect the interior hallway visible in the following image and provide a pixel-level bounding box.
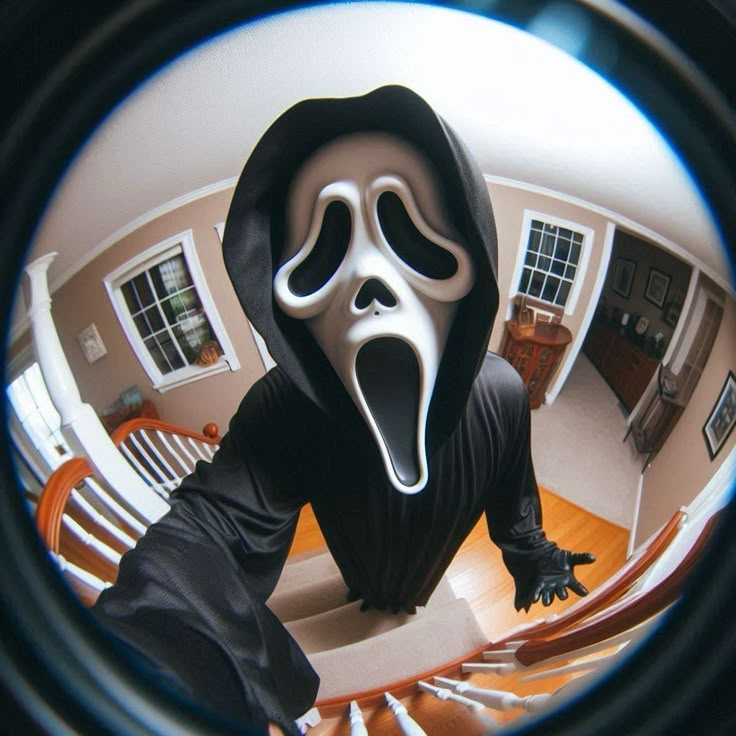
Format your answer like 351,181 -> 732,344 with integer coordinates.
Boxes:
530,353 -> 644,530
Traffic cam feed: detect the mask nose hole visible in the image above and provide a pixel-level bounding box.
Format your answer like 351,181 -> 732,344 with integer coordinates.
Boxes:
355,278 -> 397,309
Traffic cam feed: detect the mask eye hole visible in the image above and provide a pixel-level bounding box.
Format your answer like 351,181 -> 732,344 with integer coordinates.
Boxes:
377,191 -> 458,280
288,200 -> 351,296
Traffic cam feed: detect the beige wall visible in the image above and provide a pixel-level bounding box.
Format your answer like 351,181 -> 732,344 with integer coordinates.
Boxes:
635,292 -> 736,546
44,188 -> 267,434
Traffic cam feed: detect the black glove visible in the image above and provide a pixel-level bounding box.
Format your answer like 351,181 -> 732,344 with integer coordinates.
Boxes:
516,549 -> 596,612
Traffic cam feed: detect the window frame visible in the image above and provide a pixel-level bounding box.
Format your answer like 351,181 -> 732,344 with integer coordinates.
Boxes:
508,210 -> 594,316
104,230 -> 240,392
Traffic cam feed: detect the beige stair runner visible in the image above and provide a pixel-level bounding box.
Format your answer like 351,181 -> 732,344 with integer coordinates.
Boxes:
268,549 -> 487,701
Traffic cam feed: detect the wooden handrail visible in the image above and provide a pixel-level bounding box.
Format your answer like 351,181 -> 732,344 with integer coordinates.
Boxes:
511,512 -> 720,668
488,509 -> 687,648
111,417 -> 220,446
36,457 -> 94,553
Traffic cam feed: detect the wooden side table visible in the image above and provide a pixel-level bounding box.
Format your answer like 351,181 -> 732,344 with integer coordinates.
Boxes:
501,320 -> 573,409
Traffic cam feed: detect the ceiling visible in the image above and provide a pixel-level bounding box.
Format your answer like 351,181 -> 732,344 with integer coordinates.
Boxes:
17,2 -> 730,332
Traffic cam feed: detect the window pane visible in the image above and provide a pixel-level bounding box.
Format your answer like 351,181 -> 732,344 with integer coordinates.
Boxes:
145,333 -> 185,374
122,274 -> 154,313
555,238 -> 570,262
559,227 -> 572,241
527,228 -> 542,253
525,251 -> 537,267
529,271 -> 545,297
542,276 -> 560,303
519,268 -> 531,293
151,254 -> 192,298
556,280 -> 571,306
538,256 -> 551,272
541,233 -> 555,257
570,241 -> 581,264
133,306 -> 164,338
174,314 -> 214,363
550,259 -> 565,276
565,264 -> 577,280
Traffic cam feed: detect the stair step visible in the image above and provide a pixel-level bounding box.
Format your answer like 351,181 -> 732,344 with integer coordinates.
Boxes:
284,575 -> 456,654
268,571 -> 349,623
273,547 -> 340,593
308,597 -> 488,701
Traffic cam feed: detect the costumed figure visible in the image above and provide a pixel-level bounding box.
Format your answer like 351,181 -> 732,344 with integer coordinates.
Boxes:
93,85 -> 595,734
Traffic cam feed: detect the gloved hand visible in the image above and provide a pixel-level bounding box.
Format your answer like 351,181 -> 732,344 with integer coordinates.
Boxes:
516,549 -> 596,612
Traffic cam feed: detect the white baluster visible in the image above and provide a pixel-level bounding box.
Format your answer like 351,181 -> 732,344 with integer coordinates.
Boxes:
384,692 -> 427,736
433,677 -> 551,713
25,254 -> 168,523
417,680 -> 485,712
348,700 -> 369,736
462,661 -> 518,675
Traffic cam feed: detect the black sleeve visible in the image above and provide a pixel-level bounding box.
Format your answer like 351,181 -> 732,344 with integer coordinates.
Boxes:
92,371 -> 318,732
482,359 -> 558,609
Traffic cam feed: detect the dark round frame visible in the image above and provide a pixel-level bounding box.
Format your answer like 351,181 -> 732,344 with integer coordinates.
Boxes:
1,1 -> 734,734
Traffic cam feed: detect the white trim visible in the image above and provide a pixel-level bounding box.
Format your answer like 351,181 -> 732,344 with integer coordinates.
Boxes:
486,175 -> 734,298
508,209 -> 595,317
52,178 -> 237,295
104,229 -> 240,392
546,221 -> 616,405
627,473 -> 646,559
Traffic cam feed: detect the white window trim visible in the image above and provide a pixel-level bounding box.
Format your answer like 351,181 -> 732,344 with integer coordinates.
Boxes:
508,209 -> 594,316
104,230 -> 240,393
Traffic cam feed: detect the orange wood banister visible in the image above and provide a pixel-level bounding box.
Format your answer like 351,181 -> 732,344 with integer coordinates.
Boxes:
488,509 -> 687,648
36,457 -> 94,553
512,512 -> 721,668
111,417 -> 220,446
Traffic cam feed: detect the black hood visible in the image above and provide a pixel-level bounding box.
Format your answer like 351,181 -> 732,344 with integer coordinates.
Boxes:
222,85 -> 499,455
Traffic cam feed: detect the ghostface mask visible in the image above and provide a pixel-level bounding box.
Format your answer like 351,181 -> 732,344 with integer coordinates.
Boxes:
274,133 -> 474,494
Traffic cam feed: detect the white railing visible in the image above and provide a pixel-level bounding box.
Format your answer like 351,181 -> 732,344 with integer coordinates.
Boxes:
25,253 -> 169,523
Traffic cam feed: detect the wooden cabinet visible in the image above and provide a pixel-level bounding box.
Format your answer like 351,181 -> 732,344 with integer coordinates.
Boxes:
501,320 -> 573,409
583,323 -> 658,413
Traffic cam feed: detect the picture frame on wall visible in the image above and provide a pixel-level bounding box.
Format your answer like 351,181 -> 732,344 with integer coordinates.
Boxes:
612,257 -> 636,299
644,268 -> 671,308
703,371 -> 736,460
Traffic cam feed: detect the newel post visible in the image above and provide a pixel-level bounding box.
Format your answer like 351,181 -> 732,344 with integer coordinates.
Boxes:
25,253 -> 169,523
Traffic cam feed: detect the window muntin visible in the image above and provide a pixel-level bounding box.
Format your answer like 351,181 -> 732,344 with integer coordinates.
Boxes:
105,231 -> 239,392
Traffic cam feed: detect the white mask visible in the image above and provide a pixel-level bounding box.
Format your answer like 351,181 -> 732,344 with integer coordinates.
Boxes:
274,133 -> 474,494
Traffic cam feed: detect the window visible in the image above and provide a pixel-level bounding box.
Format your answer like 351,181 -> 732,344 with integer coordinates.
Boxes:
510,211 -> 593,315
7,362 -> 72,473
105,231 -> 240,392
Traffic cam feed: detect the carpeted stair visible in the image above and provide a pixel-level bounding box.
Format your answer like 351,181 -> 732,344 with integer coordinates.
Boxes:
267,548 -> 487,701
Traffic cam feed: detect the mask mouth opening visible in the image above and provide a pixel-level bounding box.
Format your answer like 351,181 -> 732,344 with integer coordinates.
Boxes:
355,337 -> 421,489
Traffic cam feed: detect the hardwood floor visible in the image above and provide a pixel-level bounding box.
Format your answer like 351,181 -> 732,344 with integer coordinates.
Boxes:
287,488 -> 630,735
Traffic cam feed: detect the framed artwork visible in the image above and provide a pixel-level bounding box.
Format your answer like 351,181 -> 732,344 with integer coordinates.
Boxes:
703,371 -> 736,460
77,323 -> 107,364
644,268 -> 671,308
612,257 -> 636,299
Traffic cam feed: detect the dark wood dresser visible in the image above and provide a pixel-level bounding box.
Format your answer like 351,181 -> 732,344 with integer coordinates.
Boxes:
583,322 -> 659,413
501,320 -> 573,409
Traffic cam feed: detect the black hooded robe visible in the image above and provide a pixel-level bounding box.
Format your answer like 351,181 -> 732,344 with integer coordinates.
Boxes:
92,86 -> 559,731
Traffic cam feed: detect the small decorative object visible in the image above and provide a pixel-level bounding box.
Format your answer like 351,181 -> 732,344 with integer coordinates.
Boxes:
120,385 -> 143,407
635,316 -> 649,335
77,323 -> 107,364
644,268 -> 671,308
196,340 -> 222,367
621,312 -> 630,327
703,371 -> 736,460
517,296 -> 535,336
612,257 -> 636,299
